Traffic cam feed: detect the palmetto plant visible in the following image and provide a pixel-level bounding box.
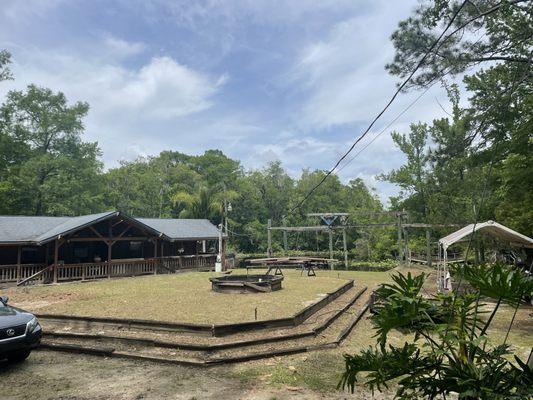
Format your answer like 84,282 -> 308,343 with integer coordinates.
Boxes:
340,264 -> 533,399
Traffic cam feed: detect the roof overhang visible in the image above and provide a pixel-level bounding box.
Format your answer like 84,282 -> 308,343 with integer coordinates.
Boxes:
0,211 -> 225,246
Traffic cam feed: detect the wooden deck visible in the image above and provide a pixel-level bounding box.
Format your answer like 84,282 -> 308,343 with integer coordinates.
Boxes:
0,254 -> 217,286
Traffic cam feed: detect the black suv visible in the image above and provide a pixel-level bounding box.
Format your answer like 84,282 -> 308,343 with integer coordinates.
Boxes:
0,295 -> 42,362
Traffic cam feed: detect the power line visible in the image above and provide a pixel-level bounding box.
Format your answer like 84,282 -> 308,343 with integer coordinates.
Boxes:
289,0 -> 470,213
335,81 -> 436,174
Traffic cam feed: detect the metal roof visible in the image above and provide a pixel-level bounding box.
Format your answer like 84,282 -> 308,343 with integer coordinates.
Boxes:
439,220 -> 533,250
0,212 -> 221,245
137,218 -> 221,240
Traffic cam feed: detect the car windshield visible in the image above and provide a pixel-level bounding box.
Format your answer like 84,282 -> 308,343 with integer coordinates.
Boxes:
0,300 -> 7,308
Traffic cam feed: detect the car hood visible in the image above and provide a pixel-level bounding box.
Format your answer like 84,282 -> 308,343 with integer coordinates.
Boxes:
0,306 -> 34,329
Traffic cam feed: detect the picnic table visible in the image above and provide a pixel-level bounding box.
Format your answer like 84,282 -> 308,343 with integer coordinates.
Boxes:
248,257 -> 339,277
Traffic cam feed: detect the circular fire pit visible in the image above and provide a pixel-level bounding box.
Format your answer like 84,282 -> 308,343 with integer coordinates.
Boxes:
209,274 -> 284,293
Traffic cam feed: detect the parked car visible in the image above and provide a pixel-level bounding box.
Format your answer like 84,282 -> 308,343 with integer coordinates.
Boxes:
0,295 -> 42,362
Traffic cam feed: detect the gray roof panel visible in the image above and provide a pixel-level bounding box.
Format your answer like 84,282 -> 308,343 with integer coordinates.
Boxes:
0,212 -> 116,244
137,218 -> 221,240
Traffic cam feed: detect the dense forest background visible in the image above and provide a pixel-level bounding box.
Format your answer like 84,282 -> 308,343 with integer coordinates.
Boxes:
0,1 -> 530,258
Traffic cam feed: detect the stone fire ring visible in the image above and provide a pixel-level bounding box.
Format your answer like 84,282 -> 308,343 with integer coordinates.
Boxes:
209,274 -> 284,293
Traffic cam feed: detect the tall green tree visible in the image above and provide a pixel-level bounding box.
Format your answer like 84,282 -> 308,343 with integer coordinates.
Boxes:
380,123 -> 431,221
0,85 -> 103,215
386,0 -> 531,90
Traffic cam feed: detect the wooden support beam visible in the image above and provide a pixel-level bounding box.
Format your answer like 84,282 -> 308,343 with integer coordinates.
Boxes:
53,240 -> 59,283
116,224 -> 133,239
268,222 -> 459,232
107,222 -> 113,278
16,246 -> 21,282
67,236 -> 148,242
269,223 -> 398,232
88,226 -> 104,238
328,229 -> 333,270
342,228 -> 348,270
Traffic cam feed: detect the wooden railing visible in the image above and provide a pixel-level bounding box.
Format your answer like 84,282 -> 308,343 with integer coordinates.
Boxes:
1,254 -> 218,286
0,264 -> 47,283
160,254 -> 217,272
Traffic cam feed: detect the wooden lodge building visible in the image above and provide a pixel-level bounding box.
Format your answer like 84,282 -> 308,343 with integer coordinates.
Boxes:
0,211 -> 224,285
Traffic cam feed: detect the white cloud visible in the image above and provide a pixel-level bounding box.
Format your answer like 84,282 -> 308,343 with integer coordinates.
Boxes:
110,56 -> 227,119
0,40 -> 229,166
102,35 -> 146,58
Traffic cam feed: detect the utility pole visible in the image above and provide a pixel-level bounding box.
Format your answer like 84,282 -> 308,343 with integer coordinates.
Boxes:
216,222 -> 223,272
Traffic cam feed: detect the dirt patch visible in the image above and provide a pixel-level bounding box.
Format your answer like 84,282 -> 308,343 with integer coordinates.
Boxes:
0,351 -> 390,400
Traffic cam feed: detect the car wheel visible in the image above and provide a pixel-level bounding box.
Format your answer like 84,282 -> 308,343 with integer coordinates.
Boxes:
7,349 -> 31,363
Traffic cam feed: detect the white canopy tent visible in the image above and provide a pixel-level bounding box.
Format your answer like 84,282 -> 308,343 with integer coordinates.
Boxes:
437,220 -> 533,292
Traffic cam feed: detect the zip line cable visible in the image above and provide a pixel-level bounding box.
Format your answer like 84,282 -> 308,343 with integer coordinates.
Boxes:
335,80 -> 437,175
289,0 -> 470,213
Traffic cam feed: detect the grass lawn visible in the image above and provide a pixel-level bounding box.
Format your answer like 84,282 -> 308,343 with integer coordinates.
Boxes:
4,269 -> 391,324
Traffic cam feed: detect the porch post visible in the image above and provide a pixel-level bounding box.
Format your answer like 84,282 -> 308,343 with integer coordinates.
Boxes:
16,245 -> 21,282
157,241 -> 164,275
107,241 -> 113,278
107,221 -> 113,278
202,240 -> 206,253
53,240 -> 59,283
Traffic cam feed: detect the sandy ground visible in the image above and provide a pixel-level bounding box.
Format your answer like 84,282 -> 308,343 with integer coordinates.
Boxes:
0,351 -> 392,400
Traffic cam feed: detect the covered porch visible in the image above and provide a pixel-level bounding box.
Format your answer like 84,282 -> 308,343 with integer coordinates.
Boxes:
0,211 -> 223,285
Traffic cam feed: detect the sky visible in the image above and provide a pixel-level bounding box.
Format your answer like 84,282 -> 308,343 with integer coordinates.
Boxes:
0,0 -> 458,203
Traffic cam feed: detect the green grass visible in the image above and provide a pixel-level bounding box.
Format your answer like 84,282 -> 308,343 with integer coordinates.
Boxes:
5,269 -> 390,324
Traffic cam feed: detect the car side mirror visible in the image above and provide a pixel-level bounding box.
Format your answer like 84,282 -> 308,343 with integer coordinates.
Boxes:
0,296 -> 8,305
